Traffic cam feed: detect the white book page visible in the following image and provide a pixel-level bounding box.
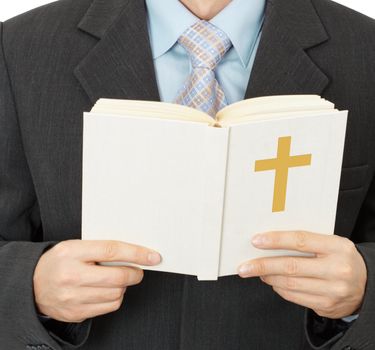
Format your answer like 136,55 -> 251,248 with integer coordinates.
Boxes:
219,111 -> 348,277
82,114 -> 228,279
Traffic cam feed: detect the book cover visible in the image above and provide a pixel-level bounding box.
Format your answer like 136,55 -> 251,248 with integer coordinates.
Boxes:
81,96 -> 347,280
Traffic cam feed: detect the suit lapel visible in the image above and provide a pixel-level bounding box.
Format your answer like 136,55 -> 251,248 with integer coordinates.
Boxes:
74,0 -> 160,104
246,0 -> 330,98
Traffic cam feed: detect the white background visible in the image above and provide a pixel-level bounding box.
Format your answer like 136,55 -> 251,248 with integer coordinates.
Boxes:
0,0 -> 375,21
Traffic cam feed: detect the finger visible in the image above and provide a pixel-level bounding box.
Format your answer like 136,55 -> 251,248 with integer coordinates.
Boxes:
78,287 -> 126,304
82,265 -> 144,288
73,299 -> 126,321
238,256 -> 328,278
272,286 -> 331,312
71,240 -> 161,265
260,275 -> 327,296
251,231 -> 341,254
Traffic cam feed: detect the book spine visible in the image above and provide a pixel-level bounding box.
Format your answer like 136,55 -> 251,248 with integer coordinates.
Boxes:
197,127 -> 229,281
215,127 -> 231,278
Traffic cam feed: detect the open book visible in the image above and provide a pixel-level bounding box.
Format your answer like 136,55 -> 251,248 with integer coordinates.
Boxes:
81,95 -> 347,280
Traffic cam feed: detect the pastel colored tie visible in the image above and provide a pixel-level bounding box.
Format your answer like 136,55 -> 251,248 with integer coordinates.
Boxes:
174,20 -> 232,117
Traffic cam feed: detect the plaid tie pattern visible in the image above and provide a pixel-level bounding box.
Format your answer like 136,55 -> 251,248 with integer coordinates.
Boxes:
174,20 -> 232,117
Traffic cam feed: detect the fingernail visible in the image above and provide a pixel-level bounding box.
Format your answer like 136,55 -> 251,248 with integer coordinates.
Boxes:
238,264 -> 252,276
252,234 -> 265,246
148,252 -> 161,264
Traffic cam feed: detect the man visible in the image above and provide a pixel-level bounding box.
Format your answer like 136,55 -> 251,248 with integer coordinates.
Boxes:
0,0 -> 374,349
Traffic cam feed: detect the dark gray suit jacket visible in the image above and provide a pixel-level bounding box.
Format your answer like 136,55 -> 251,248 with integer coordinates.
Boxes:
1,0 -> 375,349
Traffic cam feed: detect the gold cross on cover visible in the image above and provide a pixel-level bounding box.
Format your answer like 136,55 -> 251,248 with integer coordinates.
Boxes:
254,136 -> 312,212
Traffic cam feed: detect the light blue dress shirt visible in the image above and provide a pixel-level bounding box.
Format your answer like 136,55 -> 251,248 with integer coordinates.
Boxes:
145,0 -> 266,104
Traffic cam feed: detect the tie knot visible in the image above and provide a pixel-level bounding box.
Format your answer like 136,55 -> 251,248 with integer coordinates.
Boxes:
178,20 -> 232,70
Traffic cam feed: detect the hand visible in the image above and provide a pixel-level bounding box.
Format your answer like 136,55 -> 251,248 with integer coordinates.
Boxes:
33,240 -> 161,323
237,231 -> 367,319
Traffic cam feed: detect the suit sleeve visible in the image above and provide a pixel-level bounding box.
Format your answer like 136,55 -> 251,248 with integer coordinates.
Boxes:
304,172 -> 375,350
0,22 -> 91,349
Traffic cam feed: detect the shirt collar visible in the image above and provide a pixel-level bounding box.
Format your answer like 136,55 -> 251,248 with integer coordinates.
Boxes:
146,0 -> 198,60
146,0 -> 266,68
210,0 -> 266,68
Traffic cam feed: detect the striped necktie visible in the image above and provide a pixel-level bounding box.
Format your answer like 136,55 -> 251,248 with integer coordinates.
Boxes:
174,20 -> 232,117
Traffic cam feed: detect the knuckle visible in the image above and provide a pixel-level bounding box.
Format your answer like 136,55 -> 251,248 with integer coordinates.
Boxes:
340,263 -> 354,280
255,260 -> 267,276
321,298 -> 335,311
276,287 -> 291,301
131,246 -> 145,263
285,257 -> 298,276
71,310 -> 85,322
294,231 -> 307,249
121,268 -> 144,285
285,276 -> 297,290
59,270 -> 80,286
268,232 -> 279,246
342,238 -> 356,255
123,269 -> 135,285
134,269 -> 144,284
61,308 -> 80,322
113,288 -> 124,300
54,242 -> 71,259
60,310 -> 73,322
314,309 -> 327,317
73,311 -> 87,323
58,290 -> 74,304
103,242 -> 119,260
334,283 -> 350,298
315,309 -> 335,318
112,298 -> 123,311
113,269 -> 128,286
